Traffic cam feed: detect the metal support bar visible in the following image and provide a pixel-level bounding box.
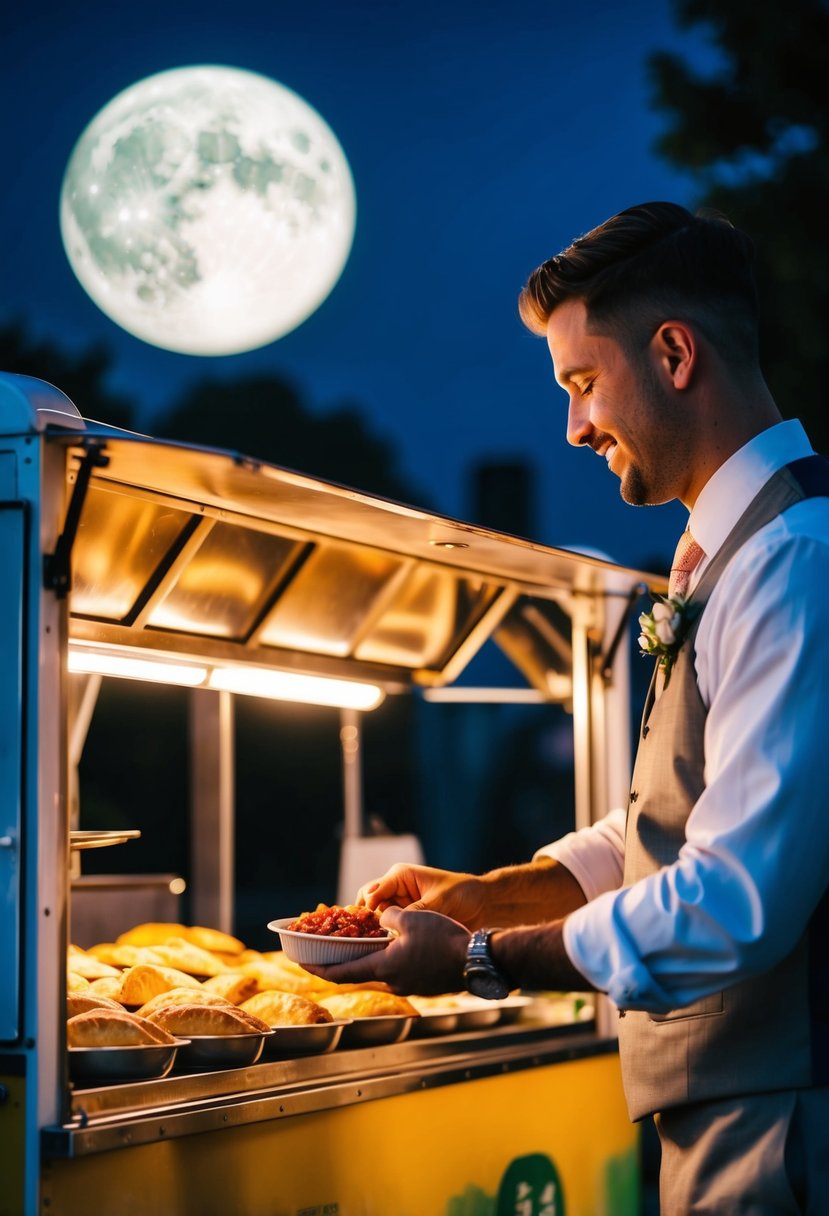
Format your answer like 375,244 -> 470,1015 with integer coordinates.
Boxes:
569,594 -> 600,832
43,443 -> 109,599
340,708 -> 364,840
188,689 -> 235,933
600,582 -> 648,682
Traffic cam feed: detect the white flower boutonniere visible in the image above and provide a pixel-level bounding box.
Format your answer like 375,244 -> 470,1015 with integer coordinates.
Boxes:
638,594 -> 695,685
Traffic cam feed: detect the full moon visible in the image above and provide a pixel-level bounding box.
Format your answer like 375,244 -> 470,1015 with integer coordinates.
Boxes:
60,65 -> 356,356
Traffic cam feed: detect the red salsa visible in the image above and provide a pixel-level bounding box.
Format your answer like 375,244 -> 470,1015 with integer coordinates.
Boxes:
287,903 -> 387,939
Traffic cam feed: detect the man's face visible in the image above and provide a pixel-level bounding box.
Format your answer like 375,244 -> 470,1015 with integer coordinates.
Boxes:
546,298 -> 688,507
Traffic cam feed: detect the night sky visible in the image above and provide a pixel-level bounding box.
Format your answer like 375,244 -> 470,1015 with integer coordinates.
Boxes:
3,0 -> 708,570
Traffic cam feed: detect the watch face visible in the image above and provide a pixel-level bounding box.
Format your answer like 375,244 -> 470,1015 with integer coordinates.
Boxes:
465,966 -> 509,1001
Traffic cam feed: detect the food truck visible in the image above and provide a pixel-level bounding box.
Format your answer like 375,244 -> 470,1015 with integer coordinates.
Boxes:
0,371 -> 665,1215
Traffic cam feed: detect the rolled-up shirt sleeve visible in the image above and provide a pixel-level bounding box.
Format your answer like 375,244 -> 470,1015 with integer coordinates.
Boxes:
560,514 -> 829,1013
534,807 -> 627,901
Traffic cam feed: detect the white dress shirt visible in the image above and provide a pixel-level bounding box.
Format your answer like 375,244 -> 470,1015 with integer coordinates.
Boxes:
536,420 -> 829,1012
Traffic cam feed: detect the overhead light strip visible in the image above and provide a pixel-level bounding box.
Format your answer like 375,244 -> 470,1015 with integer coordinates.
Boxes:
66,642 -> 385,711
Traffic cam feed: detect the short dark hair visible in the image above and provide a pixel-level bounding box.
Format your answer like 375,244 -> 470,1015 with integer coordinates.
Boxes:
518,201 -> 759,363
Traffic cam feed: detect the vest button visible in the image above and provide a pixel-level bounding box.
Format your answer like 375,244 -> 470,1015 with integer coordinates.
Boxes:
629,790 -> 638,804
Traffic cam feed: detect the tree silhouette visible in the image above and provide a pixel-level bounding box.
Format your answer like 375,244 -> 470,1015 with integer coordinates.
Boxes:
156,373 -> 431,507
648,0 -> 829,453
0,318 -> 137,429
1,320 -> 429,507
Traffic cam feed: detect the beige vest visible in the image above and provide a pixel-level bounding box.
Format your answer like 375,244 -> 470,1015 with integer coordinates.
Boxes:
619,458 -> 829,1121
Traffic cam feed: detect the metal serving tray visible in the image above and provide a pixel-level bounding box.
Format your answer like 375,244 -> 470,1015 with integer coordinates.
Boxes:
48,1017 -> 601,1159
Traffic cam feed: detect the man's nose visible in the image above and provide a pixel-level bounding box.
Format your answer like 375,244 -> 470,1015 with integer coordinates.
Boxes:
566,396 -> 593,448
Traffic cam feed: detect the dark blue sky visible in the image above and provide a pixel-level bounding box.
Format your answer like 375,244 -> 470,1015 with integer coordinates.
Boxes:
3,0 -> 709,569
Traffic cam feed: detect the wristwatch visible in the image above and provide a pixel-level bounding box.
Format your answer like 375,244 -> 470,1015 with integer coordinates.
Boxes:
463,928 -> 510,1000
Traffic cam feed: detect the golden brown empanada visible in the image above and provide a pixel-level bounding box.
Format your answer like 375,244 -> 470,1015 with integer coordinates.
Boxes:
67,992 -> 125,1018
67,952 -> 122,980
201,972 -> 260,1005
136,988 -> 233,1018
211,947 -> 261,967
145,1003 -> 269,1037
239,990 -> 333,1027
239,961 -> 336,996
116,964 -> 201,1006
67,972 -> 91,993
87,942 -> 164,968
116,922 -> 189,947
142,937 -> 226,977
88,976 -> 123,998
182,926 -> 246,956
316,991 -> 419,1020
67,1008 -> 176,1047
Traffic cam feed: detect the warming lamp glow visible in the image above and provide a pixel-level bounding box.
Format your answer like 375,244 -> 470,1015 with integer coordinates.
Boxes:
67,642 -> 385,710
207,665 -> 385,710
67,649 -> 209,687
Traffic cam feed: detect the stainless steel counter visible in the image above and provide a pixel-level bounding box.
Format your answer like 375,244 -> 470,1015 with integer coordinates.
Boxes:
43,1017 -> 612,1158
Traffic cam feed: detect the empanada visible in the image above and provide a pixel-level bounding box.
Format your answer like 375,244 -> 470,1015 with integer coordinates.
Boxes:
67,992 -> 125,1018
66,952 -> 122,980
67,1008 -> 176,1047
201,972 -> 260,1005
239,961 -> 336,996
316,991 -> 419,1020
88,976 -> 123,998
143,938 -> 226,977
145,1003 -> 269,1037
136,988 -> 233,1018
182,926 -> 245,956
211,948 -> 261,967
239,990 -> 333,1027
87,942 -> 165,968
116,922 -> 188,947
116,964 -> 201,1006
67,972 -> 90,993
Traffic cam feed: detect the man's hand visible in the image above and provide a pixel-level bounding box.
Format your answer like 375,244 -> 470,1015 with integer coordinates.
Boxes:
356,863 -> 488,928
303,906 -> 471,995
356,857 -> 587,930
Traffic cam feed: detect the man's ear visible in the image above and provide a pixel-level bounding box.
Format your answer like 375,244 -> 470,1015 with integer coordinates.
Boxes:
652,321 -> 696,390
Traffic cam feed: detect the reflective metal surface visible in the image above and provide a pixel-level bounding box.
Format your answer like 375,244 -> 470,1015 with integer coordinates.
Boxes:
45,1019 -> 605,1158
56,428 -> 663,696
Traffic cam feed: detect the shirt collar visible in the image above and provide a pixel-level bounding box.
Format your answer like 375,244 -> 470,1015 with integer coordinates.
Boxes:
689,419 -> 814,566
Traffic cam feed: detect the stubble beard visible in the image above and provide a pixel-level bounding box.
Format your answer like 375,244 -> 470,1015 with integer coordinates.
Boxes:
617,361 -> 682,507
620,465 -> 649,506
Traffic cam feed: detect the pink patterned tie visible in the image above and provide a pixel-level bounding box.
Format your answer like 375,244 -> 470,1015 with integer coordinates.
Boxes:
668,529 -> 705,598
